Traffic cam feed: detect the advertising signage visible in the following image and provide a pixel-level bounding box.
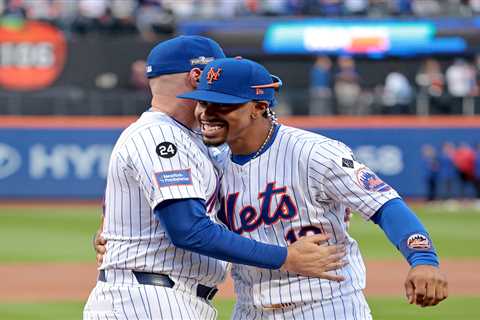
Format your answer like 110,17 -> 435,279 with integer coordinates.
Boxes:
0,20 -> 66,90
264,20 -> 467,57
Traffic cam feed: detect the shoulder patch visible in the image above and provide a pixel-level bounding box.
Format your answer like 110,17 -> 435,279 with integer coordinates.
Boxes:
155,169 -> 192,188
156,142 -> 177,158
355,167 -> 391,192
407,234 -> 431,250
342,158 -> 354,169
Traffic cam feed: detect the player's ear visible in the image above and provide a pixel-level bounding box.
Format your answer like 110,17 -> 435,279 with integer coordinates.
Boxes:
188,68 -> 202,88
251,101 -> 269,120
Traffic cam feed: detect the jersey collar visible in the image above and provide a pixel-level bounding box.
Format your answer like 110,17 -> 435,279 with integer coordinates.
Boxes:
231,124 -> 280,165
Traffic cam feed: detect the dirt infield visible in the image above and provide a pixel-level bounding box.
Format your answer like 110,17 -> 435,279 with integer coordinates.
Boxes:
0,260 -> 478,302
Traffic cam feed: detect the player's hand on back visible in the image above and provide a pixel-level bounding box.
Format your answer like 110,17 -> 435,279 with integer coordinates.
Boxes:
281,234 -> 347,281
405,265 -> 448,307
93,228 -> 107,268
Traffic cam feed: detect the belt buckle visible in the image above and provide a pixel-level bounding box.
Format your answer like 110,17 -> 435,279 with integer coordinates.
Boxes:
205,287 -> 218,300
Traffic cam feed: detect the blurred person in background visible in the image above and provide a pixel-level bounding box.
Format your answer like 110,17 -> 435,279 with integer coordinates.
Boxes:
344,0 -> 369,15
109,0 -> 137,33
334,55 -> 362,114
1,0 -> 27,20
135,0 -> 175,40
389,0 -> 413,15
453,142 -> 476,199
382,71 -> 413,114
411,0 -> 442,16
129,59 -> 149,91
439,142 -> 457,199
421,144 -> 440,201
471,0 -> 480,14
72,0 -> 108,34
445,58 -> 477,114
367,0 -> 390,16
309,55 -> 333,115
474,54 -> 480,114
474,143 -> 480,200
22,0 -> 52,22
319,0 -> 343,16
415,58 -> 448,114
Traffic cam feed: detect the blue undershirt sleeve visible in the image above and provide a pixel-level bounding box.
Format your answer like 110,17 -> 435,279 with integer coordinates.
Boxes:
370,198 -> 439,267
155,198 -> 287,269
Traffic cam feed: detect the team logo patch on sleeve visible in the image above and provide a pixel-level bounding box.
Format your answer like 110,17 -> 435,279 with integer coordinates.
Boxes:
355,167 -> 391,192
155,169 -> 192,187
407,234 -> 431,250
156,142 -> 177,158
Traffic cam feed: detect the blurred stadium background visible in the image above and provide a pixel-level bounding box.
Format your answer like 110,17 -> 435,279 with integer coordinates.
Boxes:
0,0 -> 479,319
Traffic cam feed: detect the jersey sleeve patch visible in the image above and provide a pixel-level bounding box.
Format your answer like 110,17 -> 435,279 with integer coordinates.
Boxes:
407,234 -> 431,250
156,142 -> 178,158
342,158 -> 354,169
155,169 -> 192,187
355,166 -> 391,192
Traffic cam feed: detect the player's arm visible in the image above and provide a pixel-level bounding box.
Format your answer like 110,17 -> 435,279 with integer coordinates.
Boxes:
370,198 -> 448,307
157,198 -> 347,280
310,140 -> 447,306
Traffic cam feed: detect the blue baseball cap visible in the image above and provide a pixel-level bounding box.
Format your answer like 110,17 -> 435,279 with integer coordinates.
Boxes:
177,58 -> 282,106
145,36 -> 226,78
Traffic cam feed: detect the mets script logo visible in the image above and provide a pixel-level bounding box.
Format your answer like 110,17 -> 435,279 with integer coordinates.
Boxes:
356,167 -> 391,192
206,67 -> 222,84
217,182 -> 298,234
0,143 -> 21,179
407,234 -> 431,250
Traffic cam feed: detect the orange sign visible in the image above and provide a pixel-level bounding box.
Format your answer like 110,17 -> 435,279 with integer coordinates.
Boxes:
0,21 -> 66,91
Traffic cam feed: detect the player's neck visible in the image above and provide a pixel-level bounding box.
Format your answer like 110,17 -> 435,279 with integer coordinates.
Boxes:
150,94 -> 197,129
230,119 -> 273,156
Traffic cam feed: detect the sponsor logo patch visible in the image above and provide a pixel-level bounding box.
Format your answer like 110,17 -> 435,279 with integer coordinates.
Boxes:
407,234 -> 431,250
355,167 -> 391,192
155,169 -> 192,188
342,158 -> 354,169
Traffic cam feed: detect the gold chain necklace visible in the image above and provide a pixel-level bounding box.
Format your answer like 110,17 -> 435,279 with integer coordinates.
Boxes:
252,122 -> 275,159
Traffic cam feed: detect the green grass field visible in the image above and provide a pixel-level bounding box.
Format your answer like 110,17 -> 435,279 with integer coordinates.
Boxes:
0,203 -> 479,319
1,204 -> 478,262
0,297 -> 478,320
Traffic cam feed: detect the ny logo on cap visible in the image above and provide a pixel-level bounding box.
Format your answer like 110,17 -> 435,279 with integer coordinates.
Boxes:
206,67 -> 222,84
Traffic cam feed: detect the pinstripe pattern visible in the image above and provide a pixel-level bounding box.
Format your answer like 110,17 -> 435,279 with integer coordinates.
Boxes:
85,111 -> 226,319
231,292 -> 371,320
219,125 -> 398,317
84,280 -> 217,320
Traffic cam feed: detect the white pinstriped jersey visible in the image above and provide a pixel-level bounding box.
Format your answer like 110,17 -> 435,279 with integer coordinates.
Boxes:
101,111 -> 227,287
217,125 -> 400,308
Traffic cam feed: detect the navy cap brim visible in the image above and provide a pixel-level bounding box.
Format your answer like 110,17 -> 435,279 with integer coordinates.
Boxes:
178,90 -> 251,104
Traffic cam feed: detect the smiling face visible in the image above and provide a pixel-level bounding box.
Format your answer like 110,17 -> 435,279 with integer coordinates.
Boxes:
195,100 -> 269,153
195,100 -> 252,147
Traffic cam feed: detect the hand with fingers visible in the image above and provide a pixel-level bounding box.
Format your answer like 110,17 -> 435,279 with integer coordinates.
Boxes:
92,217 -> 107,268
405,265 -> 448,307
281,234 -> 347,281
94,232 -> 107,268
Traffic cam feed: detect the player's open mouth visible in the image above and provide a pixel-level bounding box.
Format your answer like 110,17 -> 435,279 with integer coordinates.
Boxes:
200,121 -> 225,136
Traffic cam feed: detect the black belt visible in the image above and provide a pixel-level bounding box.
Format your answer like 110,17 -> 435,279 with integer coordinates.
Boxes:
98,270 -> 218,300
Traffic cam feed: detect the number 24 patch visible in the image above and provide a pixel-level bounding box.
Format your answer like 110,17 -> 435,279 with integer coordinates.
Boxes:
156,142 -> 177,158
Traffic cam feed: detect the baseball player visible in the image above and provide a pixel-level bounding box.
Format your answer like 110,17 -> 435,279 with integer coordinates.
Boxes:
179,57 -> 449,319
84,37 -> 348,320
